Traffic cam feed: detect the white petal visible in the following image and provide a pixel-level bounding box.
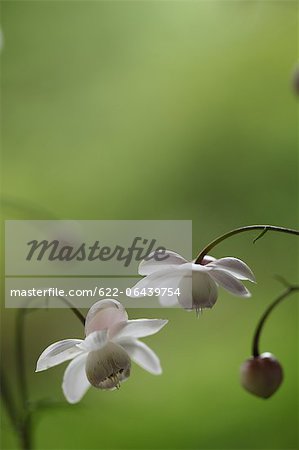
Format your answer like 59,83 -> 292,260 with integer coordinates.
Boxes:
85,299 -> 128,335
36,339 -> 84,372
178,272 -> 218,310
191,263 -> 211,272
209,269 -> 251,297
78,330 -> 108,352
128,266 -> 189,298
159,294 -> 179,307
62,354 -> 90,404
139,250 -> 188,275
119,339 -> 162,375
110,319 -> 168,341
158,267 -> 188,307
208,257 -> 256,282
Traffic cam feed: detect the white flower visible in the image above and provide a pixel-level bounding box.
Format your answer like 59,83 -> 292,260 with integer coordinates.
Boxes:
36,299 -> 168,403
129,251 -> 256,311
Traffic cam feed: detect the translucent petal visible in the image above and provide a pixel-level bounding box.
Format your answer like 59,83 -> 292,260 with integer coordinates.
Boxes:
128,266 -> 189,298
209,269 -> 251,297
110,319 -> 168,341
208,257 -> 256,282
120,339 -> 162,375
36,339 -> 84,372
78,330 -> 108,352
139,250 -> 188,275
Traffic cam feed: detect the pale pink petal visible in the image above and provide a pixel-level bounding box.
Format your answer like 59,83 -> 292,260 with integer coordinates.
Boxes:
85,299 -> 128,336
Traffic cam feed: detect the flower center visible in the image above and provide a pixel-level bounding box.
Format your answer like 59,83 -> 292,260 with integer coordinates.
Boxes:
85,342 -> 131,390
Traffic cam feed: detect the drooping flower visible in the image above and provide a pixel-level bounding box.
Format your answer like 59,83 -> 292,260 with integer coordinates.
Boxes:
129,251 -> 255,311
240,352 -> 283,398
36,299 -> 168,403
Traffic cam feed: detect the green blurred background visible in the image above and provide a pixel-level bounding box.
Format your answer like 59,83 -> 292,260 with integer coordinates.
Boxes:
1,1 -> 298,449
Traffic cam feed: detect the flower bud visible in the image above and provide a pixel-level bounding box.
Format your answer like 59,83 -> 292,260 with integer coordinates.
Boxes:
240,352 -> 283,399
86,342 -> 131,390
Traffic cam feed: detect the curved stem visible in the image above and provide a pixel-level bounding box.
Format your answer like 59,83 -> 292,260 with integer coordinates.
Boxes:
252,285 -> 299,357
194,225 -> 299,264
57,296 -> 85,325
1,195 -> 58,220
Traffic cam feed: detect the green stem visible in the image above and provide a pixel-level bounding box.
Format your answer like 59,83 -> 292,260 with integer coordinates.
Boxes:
16,310 -> 33,450
194,225 -> 299,264
16,311 -> 29,409
12,298 -> 85,449
20,414 -> 32,450
57,296 -> 86,325
252,285 -> 299,357
0,366 -> 21,434
1,195 -> 58,220
1,196 -> 85,448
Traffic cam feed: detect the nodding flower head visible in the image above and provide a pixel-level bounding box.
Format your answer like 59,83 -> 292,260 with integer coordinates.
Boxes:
240,352 -> 283,399
129,250 -> 255,312
36,299 -> 168,403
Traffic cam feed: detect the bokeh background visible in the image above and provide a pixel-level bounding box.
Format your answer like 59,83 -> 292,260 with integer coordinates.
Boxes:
1,1 -> 298,449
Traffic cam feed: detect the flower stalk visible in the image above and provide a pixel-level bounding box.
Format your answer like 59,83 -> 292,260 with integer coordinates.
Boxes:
16,310 -> 33,449
0,366 -> 21,434
195,225 -> 299,264
252,284 -> 299,358
240,281 -> 298,399
57,296 -> 86,325
1,298 -> 86,449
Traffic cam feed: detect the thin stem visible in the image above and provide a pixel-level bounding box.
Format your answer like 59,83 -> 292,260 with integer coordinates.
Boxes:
57,296 -> 86,325
1,195 -> 58,220
20,415 -> 32,450
16,311 -> 29,408
252,285 -> 299,357
194,225 -> 299,264
12,298 -> 85,449
16,309 -> 33,450
0,366 -> 21,433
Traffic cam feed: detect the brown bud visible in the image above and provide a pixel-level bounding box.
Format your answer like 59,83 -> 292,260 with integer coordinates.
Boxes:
240,352 -> 283,399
